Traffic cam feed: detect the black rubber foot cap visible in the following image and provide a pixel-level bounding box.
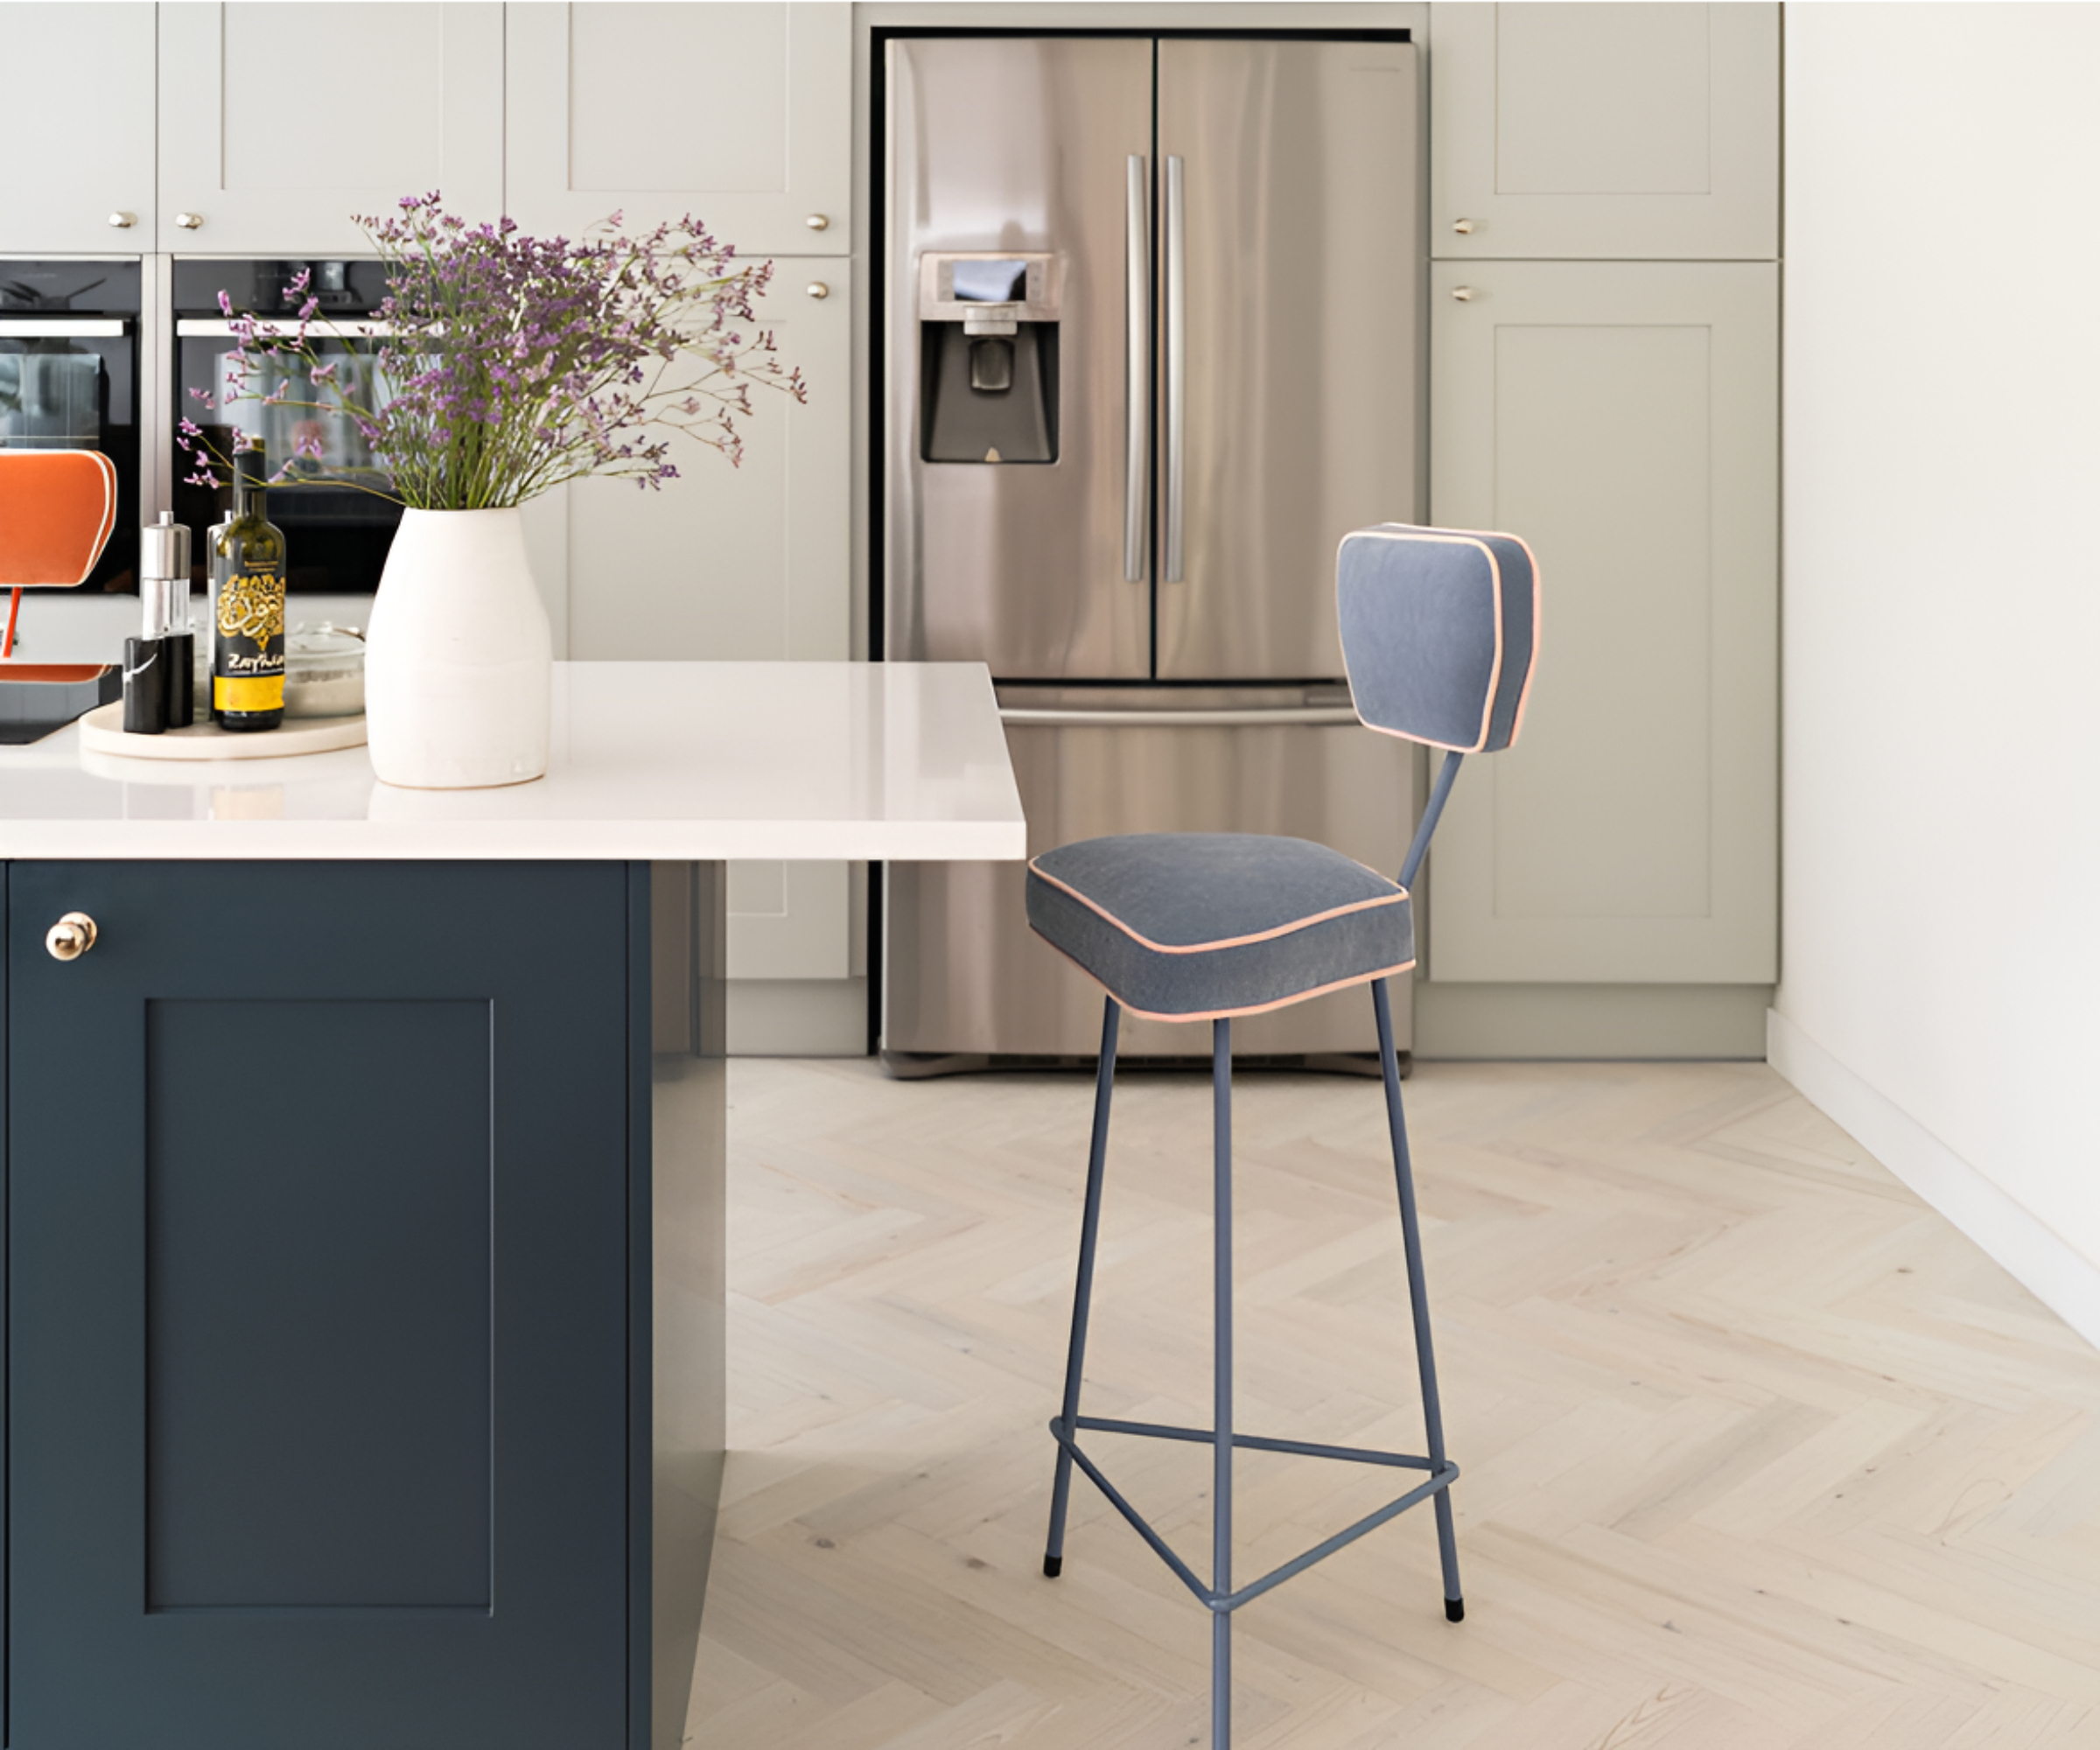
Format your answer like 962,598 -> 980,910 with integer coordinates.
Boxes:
1445,1597 -> 1466,1623
1043,1555 -> 1063,1579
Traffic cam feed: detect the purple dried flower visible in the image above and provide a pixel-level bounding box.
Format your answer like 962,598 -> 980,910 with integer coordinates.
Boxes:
183,192 -> 805,509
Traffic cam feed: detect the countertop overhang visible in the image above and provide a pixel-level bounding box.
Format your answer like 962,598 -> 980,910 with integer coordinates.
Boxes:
0,662 -> 1027,862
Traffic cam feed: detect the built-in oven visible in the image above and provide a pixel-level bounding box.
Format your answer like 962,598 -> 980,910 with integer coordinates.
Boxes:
172,258 -> 402,594
0,259 -> 142,592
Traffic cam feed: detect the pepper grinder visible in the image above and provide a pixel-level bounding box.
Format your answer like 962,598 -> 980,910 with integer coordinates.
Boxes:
130,511 -> 194,732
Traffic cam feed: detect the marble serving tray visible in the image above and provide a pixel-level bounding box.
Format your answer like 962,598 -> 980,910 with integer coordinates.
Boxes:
77,702 -> 368,761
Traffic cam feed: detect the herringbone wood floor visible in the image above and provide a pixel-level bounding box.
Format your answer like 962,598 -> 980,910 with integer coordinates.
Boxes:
686,1056 -> 2100,1748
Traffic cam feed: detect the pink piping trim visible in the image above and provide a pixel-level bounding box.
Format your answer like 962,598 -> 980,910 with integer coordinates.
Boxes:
1032,934 -> 1418,1025
1028,859 -> 1406,954
1336,523 -> 1542,751
1432,523 -> 1543,744
88,451 -> 117,578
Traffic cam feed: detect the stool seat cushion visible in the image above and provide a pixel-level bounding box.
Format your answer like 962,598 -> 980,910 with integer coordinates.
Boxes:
1026,834 -> 1414,1022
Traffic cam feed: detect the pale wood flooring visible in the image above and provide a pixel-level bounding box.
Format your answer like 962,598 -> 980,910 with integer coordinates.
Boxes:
686,1058 -> 2100,1748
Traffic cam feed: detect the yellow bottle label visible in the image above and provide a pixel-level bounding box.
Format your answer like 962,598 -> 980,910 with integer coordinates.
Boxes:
214,674 -> 285,711
212,562 -> 285,717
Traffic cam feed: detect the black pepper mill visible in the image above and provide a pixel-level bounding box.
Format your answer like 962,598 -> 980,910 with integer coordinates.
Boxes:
125,512 -> 193,734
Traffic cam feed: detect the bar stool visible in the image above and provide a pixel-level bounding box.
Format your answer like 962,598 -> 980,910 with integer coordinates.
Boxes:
0,449 -> 122,722
1026,522 -> 1539,1748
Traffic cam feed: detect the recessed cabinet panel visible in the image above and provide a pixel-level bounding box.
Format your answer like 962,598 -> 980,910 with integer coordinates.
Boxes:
146,998 -> 494,1611
1431,3 -> 1779,260
1428,261 -> 1777,982
0,4 -> 156,252
158,4 -> 504,255
561,260 -> 848,665
506,2 -> 850,256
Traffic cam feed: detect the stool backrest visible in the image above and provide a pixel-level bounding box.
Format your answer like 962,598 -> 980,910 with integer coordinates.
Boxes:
1335,523 -> 1539,754
1336,522 -> 1541,889
0,449 -> 119,587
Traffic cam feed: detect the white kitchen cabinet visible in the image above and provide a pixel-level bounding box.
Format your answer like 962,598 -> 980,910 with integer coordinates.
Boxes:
1426,259 -> 1777,984
505,3 -> 850,257
1430,3 -> 1779,262
0,4 -> 157,253
158,4 -> 504,256
522,258 -> 851,982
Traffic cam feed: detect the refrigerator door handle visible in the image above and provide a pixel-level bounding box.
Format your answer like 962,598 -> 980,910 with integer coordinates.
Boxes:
1163,154 -> 1186,583
999,705 -> 1361,728
1124,154 -> 1151,584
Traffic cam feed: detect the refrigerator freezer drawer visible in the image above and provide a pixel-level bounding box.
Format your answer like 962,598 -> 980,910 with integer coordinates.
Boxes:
885,694 -> 1419,1065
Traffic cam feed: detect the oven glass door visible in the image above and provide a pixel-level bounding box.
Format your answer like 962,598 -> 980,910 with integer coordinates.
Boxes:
176,319 -> 403,595
0,261 -> 143,592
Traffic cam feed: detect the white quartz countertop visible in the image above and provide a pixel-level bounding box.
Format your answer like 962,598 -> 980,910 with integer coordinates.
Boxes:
0,662 -> 1027,862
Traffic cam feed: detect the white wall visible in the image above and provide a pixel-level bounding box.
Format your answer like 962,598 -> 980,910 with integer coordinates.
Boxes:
1779,4 -> 2100,1326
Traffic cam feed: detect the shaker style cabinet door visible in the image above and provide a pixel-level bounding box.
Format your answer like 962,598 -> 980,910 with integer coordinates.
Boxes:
1427,260 -> 1778,984
0,4 -> 155,252
157,4 -> 504,256
1430,3 -> 1779,261
505,3 -> 850,256
4,860 -> 633,1750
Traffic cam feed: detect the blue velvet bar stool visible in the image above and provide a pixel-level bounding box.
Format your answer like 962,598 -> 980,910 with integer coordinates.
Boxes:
1026,522 -> 1540,1748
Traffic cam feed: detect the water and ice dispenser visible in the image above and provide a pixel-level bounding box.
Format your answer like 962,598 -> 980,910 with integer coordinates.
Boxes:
918,253 -> 1060,463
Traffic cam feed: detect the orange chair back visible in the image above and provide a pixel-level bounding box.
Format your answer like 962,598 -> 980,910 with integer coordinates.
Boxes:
0,449 -> 119,586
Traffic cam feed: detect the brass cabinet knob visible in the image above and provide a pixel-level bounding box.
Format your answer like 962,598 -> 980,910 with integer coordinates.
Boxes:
108,210 -> 136,229
46,912 -> 98,962
175,211 -> 203,229
805,213 -> 830,231
1452,218 -> 1476,234
806,281 -> 830,300
1451,286 -> 1475,302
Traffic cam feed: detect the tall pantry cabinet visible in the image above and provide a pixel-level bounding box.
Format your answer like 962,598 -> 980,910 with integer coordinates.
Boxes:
506,3 -> 858,1005
1422,2 -> 1781,1053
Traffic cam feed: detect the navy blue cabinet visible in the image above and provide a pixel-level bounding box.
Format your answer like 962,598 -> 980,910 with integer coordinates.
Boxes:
4,861 -> 651,1750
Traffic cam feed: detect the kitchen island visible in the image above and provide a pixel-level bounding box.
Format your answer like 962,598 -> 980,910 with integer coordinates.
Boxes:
0,662 -> 1025,1750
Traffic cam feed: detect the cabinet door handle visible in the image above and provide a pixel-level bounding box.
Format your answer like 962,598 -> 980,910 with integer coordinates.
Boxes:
806,282 -> 829,300
108,211 -> 136,229
175,211 -> 203,230
805,213 -> 830,231
46,912 -> 98,962
1450,286 -> 1475,302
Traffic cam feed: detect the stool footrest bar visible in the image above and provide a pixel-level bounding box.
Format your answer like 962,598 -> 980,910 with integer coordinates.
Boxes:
1049,1418 -> 1214,1606
1220,1464 -> 1458,1612
1050,1418 -> 1459,1615
1074,1415 -> 1437,1471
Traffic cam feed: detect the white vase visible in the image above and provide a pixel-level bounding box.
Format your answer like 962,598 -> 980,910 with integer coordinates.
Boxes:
365,507 -> 551,789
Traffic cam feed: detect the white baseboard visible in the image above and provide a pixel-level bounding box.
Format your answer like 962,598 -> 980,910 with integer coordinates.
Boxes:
1768,1008 -> 2100,1353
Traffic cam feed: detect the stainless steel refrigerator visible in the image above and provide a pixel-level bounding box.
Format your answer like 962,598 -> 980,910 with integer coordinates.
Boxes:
882,33 -> 1422,1072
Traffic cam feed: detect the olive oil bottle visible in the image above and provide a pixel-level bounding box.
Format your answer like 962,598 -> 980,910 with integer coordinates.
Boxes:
210,443 -> 286,732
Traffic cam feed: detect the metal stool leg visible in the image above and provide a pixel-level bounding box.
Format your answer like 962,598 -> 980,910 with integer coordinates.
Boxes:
1211,1016 -> 1235,1749
1373,978 -> 1465,1622
1044,998 -> 1121,1578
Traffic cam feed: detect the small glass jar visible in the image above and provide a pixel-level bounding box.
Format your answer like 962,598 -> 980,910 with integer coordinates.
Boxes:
283,622 -> 366,718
